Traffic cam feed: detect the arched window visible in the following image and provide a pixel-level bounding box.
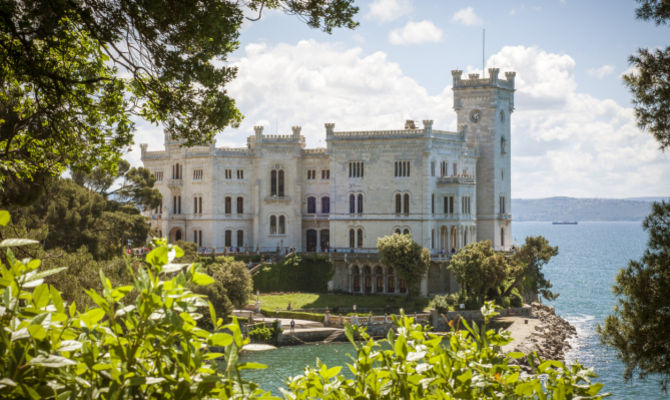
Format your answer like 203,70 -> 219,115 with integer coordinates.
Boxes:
270,170 -> 277,196
172,163 -> 181,179
403,193 -> 410,215
307,196 -> 316,214
403,228 -> 410,235
278,170 -> 285,197
395,228 -> 401,234
270,215 -> 277,234
357,228 -> 363,248
352,266 -> 361,292
237,197 -> 244,214
349,194 -> 355,214
271,169 -> 285,196
306,229 -> 317,252
225,230 -> 232,247
225,197 -> 232,214
395,193 -> 402,214
399,278 -> 407,294
501,136 -> 507,154
349,229 -> 355,249
237,230 -> 244,247
357,194 -> 363,214
375,266 -> 384,293
501,227 -> 505,247
279,215 -> 286,234
321,196 -> 330,214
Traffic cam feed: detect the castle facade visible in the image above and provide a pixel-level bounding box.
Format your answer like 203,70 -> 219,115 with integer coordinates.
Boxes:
141,69 -> 515,295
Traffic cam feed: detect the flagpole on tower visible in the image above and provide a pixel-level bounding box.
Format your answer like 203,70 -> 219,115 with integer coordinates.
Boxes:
482,28 -> 486,77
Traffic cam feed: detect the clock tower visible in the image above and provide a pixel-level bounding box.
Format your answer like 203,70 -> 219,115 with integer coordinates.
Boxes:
452,68 -> 515,250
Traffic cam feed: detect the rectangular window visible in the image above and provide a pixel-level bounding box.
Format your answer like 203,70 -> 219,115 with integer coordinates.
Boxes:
225,169 -> 232,179
440,161 -> 447,177
237,169 -> 244,179
153,171 -> 163,181
193,169 -> 203,180
431,229 -> 435,249
321,197 -> 330,214
193,230 -> 202,247
237,230 -> 244,247
430,161 -> 435,177
431,194 -> 435,215
348,161 -> 364,178
321,169 -> 330,180
307,170 -> 316,180
394,160 -> 410,177
500,195 -> 506,214
307,197 -> 316,214
237,197 -> 243,214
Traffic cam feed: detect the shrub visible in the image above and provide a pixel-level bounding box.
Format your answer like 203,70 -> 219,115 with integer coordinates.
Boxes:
247,324 -> 272,343
429,293 -> 459,313
0,212 -> 269,399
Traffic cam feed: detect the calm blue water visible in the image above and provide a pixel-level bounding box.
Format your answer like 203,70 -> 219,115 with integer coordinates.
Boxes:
243,222 -> 666,398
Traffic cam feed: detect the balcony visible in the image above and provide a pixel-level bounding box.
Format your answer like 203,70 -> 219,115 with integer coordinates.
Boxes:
167,179 -> 182,188
436,175 -> 475,185
264,195 -> 291,204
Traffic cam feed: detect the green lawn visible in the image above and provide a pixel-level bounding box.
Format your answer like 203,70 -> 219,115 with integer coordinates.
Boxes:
254,293 -> 430,313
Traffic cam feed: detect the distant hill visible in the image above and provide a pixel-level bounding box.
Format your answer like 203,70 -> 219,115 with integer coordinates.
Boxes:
512,197 -> 669,222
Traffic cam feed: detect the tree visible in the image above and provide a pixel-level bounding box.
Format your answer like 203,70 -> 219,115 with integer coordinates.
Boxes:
377,234 -> 430,297
1,178 -> 150,259
623,0 -> 670,150
503,236 -> 559,302
73,160 -> 161,211
0,0 -> 359,202
599,201 -> 670,390
448,240 -> 508,305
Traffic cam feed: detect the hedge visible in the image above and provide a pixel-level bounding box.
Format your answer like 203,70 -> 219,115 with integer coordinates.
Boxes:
253,254 -> 334,293
260,307 -> 324,323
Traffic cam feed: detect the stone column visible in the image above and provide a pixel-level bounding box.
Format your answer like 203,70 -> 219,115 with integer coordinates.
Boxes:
420,272 -> 428,297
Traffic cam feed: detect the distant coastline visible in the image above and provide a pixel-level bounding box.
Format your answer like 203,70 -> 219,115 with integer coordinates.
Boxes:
512,196 -> 669,222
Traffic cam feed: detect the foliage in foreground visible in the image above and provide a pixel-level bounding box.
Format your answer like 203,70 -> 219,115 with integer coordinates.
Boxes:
0,210 -> 608,399
599,201 -> 670,391
287,303 -> 608,399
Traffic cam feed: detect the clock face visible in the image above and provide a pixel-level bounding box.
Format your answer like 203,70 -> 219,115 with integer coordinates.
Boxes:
470,109 -> 481,123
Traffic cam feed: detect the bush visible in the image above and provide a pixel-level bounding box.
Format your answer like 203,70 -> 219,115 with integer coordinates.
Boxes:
247,324 -> 272,342
510,288 -> 524,307
429,293 -> 459,313
0,215 -> 269,398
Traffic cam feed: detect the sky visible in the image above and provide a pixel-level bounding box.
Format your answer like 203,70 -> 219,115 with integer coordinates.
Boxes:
129,0 -> 670,199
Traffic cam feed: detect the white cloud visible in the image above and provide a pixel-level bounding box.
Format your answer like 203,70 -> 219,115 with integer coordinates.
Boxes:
587,64 -> 615,79
367,0 -> 412,22
129,42 -> 670,199
486,45 -> 670,198
451,7 -> 483,26
389,20 -> 443,45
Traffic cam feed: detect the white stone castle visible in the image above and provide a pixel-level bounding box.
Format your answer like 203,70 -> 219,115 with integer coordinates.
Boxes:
141,68 -> 515,296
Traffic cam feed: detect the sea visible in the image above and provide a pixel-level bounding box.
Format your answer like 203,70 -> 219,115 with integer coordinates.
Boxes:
242,221 -> 667,398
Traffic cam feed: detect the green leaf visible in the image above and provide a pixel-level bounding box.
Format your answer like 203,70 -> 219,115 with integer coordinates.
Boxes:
0,238 -> 39,247
209,333 -> 233,347
81,308 -> 105,327
514,382 -> 534,396
192,272 -> 215,286
0,210 -> 10,226
25,267 -> 67,283
237,362 -> 267,370
587,382 -> 604,396
321,366 -> 341,379
162,263 -> 188,274
58,340 -> 83,352
28,355 -> 77,368
28,325 -> 46,340
32,284 -> 50,309
146,246 -> 168,266
456,369 -> 472,383
507,352 -> 525,359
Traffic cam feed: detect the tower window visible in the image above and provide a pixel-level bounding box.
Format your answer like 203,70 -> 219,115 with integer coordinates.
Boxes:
321,169 -> 330,180
307,196 -> 316,214
224,169 -> 232,179
225,197 -> 232,214
271,169 -> 285,197
307,169 -> 316,180
193,168 -> 203,180
348,161 -> 364,178
237,196 -> 244,214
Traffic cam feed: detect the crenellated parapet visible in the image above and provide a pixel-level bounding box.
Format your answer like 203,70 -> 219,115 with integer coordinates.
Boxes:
452,68 -> 515,91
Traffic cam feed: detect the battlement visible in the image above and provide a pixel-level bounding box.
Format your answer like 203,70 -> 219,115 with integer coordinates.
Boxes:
451,68 -> 515,90
248,125 -> 306,147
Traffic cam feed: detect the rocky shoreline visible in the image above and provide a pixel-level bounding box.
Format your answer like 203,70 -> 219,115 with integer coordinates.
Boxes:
507,303 -> 577,369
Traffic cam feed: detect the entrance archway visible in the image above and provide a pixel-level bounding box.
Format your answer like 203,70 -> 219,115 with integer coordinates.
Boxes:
169,227 -> 183,243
